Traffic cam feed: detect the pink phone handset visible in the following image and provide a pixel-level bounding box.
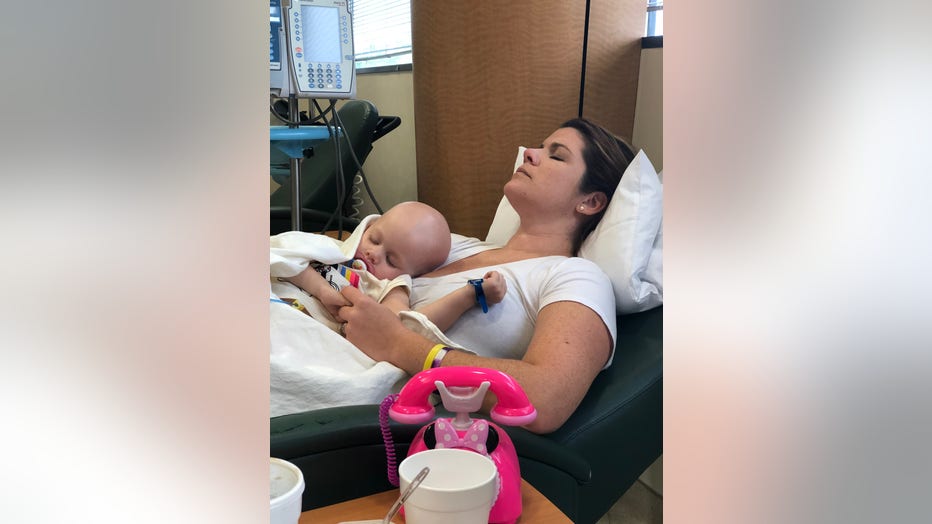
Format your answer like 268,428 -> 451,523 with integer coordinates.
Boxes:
386,367 -> 537,524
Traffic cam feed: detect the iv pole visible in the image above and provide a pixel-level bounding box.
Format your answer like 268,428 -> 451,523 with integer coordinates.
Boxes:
287,93 -> 302,231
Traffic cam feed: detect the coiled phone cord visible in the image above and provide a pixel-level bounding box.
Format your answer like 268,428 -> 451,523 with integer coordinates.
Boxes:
379,393 -> 401,487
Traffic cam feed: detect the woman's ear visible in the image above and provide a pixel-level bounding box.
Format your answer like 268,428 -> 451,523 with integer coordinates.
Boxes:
577,192 -> 608,215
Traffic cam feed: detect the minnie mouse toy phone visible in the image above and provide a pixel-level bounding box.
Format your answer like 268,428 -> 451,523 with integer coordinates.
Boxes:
384,366 -> 537,524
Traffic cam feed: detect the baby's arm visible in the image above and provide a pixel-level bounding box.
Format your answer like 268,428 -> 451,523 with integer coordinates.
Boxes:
379,286 -> 412,316
282,265 -> 349,317
415,271 -> 506,331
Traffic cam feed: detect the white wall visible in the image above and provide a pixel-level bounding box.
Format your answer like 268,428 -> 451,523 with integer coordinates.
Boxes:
347,71 -> 418,216
632,47 -> 663,172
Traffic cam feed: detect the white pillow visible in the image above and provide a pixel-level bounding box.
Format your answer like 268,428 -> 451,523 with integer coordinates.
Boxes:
485,147 -> 663,314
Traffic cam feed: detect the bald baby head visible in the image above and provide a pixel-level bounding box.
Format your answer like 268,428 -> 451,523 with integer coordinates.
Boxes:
355,201 -> 452,280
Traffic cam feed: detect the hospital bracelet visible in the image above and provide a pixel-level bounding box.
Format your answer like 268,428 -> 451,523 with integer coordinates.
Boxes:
422,344 -> 448,371
468,278 -> 489,313
430,347 -> 452,369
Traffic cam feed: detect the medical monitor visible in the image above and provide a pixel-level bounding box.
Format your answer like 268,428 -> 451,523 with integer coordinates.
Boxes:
279,0 -> 357,99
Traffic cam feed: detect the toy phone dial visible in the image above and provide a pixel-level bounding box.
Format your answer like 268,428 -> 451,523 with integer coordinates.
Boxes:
384,367 -> 537,524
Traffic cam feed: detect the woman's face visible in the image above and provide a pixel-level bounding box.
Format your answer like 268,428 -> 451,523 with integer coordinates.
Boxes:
505,127 -> 588,215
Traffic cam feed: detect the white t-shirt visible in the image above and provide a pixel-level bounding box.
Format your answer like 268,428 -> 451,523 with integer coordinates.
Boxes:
410,235 -> 618,368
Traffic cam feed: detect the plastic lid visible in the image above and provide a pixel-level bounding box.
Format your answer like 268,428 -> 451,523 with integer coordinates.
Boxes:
270,458 -> 305,506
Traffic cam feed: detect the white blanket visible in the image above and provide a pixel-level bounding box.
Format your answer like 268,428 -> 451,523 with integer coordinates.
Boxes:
269,219 -> 459,417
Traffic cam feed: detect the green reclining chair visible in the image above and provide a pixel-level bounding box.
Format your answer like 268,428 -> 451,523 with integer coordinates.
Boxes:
270,305 -> 662,524
270,99 -> 400,235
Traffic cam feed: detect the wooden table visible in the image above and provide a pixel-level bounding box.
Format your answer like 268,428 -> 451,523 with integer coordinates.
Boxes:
299,479 -> 572,523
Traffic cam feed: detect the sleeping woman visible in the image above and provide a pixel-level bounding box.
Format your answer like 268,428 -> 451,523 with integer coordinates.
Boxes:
336,118 -> 636,433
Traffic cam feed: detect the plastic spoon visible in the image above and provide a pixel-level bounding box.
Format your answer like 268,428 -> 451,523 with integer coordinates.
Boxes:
337,466 -> 430,524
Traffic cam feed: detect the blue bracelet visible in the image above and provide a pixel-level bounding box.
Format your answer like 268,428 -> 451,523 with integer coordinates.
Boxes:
468,278 -> 488,313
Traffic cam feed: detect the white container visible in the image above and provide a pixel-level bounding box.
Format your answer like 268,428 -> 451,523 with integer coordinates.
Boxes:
399,448 -> 498,524
271,458 -> 305,524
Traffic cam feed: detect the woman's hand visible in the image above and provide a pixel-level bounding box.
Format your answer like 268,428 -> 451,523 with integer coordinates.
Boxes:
337,286 -> 420,365
315,286 -> 351,318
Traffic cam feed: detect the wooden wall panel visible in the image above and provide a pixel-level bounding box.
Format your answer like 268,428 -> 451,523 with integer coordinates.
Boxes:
412,0 -> 642,238
582,0 -> 645,141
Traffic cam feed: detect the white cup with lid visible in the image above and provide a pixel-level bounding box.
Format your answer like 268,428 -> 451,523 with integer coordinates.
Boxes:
271,458 -> 305,524
399,448 -> 498,524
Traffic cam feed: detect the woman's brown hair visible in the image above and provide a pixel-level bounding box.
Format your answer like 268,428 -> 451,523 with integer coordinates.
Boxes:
560,118 -> 636,254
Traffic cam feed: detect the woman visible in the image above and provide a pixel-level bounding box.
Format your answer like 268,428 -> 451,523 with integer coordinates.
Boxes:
338,118 -> 635,433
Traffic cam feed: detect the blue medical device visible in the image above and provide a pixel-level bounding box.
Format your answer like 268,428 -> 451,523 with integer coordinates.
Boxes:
270,0 -> 289,96
270,0 -> 356,99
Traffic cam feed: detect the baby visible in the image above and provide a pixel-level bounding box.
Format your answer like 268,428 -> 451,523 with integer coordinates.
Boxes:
284,201 -> 506,332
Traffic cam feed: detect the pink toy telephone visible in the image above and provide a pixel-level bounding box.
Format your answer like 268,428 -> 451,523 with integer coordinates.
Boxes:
384,367 -> 536,524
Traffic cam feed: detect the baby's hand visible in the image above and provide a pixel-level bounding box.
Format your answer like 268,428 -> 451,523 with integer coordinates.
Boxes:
316,285 -> 351,318
481,271 -> 507,305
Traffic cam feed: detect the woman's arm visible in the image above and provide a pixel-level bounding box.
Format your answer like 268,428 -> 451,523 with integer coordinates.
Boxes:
338,286 -> 611,434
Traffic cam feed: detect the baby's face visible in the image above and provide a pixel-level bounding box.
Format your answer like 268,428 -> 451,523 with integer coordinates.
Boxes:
355,203 -> 451,280
355,214 -> 422,280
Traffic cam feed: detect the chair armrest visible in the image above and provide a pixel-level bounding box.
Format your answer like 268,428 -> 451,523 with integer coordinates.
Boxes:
511,306 -> 663,523
272,404 -> 387,457
372,115 -> 401,142
271,403 -> 592,496
549,306 -> 663,446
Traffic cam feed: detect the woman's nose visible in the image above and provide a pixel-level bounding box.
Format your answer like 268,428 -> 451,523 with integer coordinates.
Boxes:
523,147 -> 540,165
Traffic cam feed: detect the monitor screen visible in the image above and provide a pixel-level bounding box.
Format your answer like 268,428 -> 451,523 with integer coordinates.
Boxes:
301,5 -> 341,63
270,1 -> 282,69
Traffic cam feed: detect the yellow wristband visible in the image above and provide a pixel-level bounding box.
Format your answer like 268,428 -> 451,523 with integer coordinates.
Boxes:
422,344 -> 446,372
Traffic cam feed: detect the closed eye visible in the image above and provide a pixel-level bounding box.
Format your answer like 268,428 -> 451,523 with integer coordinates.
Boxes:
546,142 -> 572,162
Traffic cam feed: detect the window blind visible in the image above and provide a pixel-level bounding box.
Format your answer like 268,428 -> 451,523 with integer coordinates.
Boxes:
646,0 -> 663,36
351,0 -> 412,69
